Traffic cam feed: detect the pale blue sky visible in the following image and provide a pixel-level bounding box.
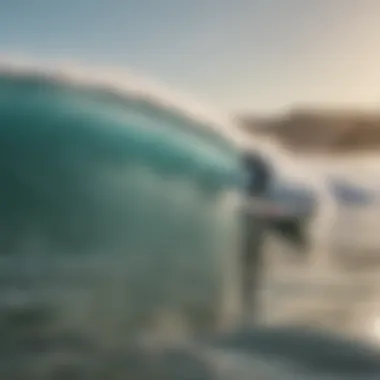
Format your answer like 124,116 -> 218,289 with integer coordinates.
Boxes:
1,0 -> 380,112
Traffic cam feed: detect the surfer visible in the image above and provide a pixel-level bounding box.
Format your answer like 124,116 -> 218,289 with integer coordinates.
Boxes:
241,151 -> 311,322
241,151 -> 272,321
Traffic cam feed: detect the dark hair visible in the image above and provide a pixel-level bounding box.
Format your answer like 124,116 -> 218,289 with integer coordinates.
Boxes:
242,152 -> 272,195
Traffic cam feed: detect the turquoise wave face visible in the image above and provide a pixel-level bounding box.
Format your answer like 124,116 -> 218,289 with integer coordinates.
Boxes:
0,74 -> 246,367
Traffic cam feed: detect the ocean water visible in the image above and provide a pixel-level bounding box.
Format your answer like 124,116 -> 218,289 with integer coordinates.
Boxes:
1,61 -> 380,378
0,66 -> 249,377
